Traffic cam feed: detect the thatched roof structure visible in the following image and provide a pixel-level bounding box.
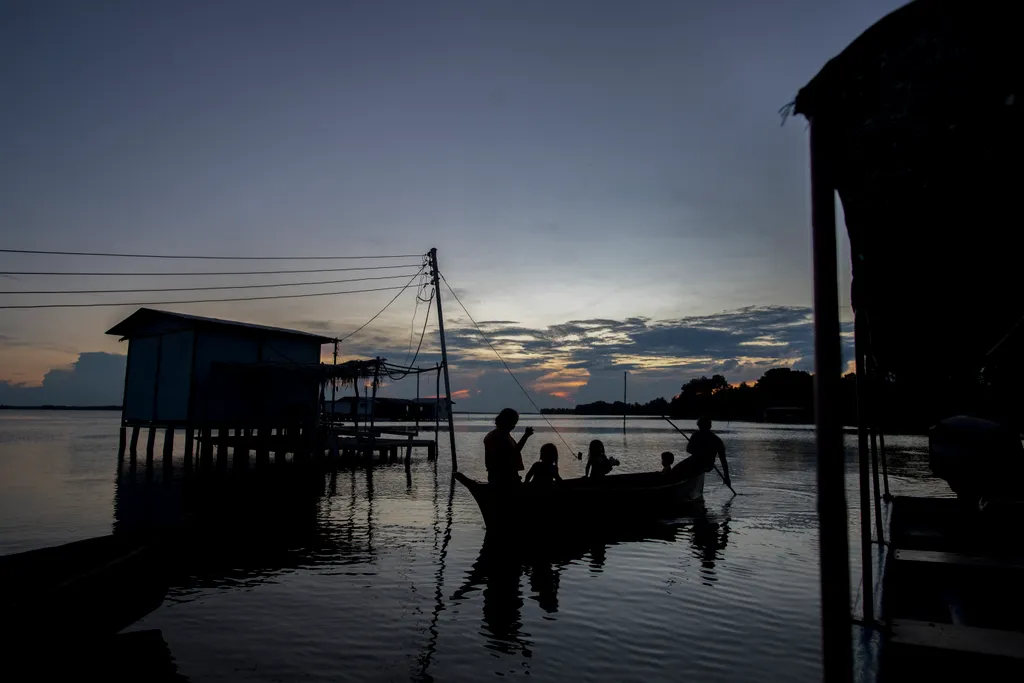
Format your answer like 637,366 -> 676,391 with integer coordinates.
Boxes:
794,0 -> 1024,381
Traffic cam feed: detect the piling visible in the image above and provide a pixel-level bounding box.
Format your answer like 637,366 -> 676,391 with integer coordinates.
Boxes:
118,427 -> 127,459
163,428 -> 174,468
256,428 -> 270,466
184,429 -> 194,469
216,427 -> 227,469
200,428 -> 213,468
129,426 -> 141,461
146,427 -> 156,466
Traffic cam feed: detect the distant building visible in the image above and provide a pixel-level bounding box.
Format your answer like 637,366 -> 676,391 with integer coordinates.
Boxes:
107,308 -> 333,428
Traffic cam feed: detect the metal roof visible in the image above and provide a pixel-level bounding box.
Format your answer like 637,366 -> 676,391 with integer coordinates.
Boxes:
106,307 -> 335,343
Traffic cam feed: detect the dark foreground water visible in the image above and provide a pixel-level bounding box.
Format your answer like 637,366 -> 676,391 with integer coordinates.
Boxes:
0,412 -> 947,682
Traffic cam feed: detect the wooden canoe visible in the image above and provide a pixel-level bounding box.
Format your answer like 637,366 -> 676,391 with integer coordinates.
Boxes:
0,534 -> 169,648
455,469 -> 705,532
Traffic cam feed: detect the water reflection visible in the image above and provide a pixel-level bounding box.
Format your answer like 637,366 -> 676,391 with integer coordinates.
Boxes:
689,501 -> 732,586
451,523 -> 682,660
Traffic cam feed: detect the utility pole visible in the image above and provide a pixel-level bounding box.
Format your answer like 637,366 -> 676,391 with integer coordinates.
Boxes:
623,371 -> 627,434
428,248 -> 458,472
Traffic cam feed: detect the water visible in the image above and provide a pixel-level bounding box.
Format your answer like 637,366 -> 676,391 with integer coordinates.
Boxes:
0,411 -> 948,681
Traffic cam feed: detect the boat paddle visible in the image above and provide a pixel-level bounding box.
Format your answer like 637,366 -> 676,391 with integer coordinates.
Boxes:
661,415 -> 738,496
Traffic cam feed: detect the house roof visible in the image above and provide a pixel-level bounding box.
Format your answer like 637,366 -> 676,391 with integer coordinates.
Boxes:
106,307 -> 335,343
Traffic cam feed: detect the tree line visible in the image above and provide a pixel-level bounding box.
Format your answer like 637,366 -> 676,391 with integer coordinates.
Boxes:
542,366 -> 1024,431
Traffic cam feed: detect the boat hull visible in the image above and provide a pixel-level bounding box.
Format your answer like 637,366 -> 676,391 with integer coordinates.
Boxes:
455,470 -> 705,532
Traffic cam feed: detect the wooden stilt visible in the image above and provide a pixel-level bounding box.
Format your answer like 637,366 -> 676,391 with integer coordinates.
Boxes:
275,427 -> 287,464
184,429 -> 194,468
256,428 -> 270,466
200,428 -> 213,468
163,428 -> 174,467
216,427 -> 227,469
129,426 -> 141,459
146,427 -> 157,466
118,427 -> 127,459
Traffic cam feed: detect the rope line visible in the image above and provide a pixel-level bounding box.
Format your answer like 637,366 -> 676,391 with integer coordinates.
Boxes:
0,272 -> 421,295
0,284 -> 412,310
439,273 -> 580,458
338,266 -> 427,342
0,248 -> 424,260
0,264 -> 419,277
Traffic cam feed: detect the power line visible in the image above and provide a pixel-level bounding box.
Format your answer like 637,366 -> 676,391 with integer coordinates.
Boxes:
0,272 -> 421,295
389,286 -> 435,381
0,284 -> 412,310
0,248 -> 424,260
439,273 -> 581,458
338,266 -> 427,343
0,264 -> 419,277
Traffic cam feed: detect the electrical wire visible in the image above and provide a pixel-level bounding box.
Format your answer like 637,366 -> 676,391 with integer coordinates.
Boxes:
0,284 -> 412,310
0,248 -> 424,260
338,267 -> 427,342
388,286 -> 435,381
0,264 -> 419,277
439,272 -> 581,457
0,272 -> 421,295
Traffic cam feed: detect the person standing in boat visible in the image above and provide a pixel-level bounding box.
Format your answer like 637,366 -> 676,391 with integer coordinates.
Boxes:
484,408 -> 535,485
676,416 -> 731,487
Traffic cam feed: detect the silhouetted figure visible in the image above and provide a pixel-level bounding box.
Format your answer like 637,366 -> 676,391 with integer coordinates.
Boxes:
584,439 -> 619,478
661,451 -> 675,474
484,409 -> 534,485
675,416 -> 731,487
525,443 -> 562,486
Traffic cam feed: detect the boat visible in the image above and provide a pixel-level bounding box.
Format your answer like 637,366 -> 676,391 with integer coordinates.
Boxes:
454,469 -> 705,531
0,534 -> 169,649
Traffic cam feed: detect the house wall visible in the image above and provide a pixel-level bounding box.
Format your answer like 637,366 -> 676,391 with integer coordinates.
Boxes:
122,325 -> 323,426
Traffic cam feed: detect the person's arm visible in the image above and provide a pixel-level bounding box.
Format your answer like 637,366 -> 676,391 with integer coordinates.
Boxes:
717,439 -> 731,486
585,458 -> 592,478
516,426 -> 535,452
525,462 -> 538,484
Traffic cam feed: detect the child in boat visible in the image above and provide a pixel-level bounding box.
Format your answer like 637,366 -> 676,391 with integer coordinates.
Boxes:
585,439 -> 619,478
661,451 -> 674,474
525,443 -> 562,486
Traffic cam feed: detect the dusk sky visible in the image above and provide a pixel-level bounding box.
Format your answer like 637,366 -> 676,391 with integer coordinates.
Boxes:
0,1 -> 900,411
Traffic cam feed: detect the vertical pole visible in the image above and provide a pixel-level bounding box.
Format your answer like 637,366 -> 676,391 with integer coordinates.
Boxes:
163,427 -> 174,468
118,426 -> 127,459
428,248 -> 459,472
854,314 -> 874,622
416,371 -> 421,432
810,119 -> 853,682
146,426 -> 156,466
623,371 -> 627,434
369,359 -> 379,434
184,428 -> 194,469
332,341 -> 338,424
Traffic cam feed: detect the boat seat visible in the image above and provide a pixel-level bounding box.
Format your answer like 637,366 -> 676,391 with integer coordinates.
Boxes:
894,549 -> 1024,571
890,619 -> 1024,659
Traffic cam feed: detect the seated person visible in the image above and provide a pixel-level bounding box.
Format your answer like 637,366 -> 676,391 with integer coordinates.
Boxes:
585,439 -> 620,478
525,443 -> 562,486
661,451 -> 674,474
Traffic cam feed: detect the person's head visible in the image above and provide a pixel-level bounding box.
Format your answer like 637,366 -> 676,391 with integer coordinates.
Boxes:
697,416 -> 712,432
588,439 -> 605,458
495,408 -> 519,432
540,443 -> 558,465
661,451 -> 674,468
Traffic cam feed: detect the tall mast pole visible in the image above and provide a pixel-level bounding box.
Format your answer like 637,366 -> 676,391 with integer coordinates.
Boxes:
428,248 -> 458,473
623,371 -> 627,434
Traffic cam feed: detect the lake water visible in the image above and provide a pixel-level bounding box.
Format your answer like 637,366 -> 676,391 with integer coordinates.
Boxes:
0,411 -> 949,682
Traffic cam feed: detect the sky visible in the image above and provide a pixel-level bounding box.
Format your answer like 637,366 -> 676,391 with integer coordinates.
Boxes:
0,0 -> 903,410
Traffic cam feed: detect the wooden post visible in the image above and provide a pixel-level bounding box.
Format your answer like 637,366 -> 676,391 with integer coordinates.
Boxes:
809,118 -> 853,680
405,434 -> 413,463
129,426 -> 141,460
256,428 -> 270,466
216,427 -> 227,469
428,248 -> 458,472
146,426 -> 157,466
184,428 -> 194,469
163,428 -> 174,468
200,428 -> 213,468
431,363 -> 440,462
118,426 -> 127,459
275,427 -> 287,464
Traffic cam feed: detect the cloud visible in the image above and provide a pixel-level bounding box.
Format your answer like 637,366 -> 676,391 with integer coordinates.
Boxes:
0,352 -> 126,406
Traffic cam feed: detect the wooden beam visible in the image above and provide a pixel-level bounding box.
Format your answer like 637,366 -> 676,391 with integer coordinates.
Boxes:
894,549 -> 1024,571
891,619 -> 1024,659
